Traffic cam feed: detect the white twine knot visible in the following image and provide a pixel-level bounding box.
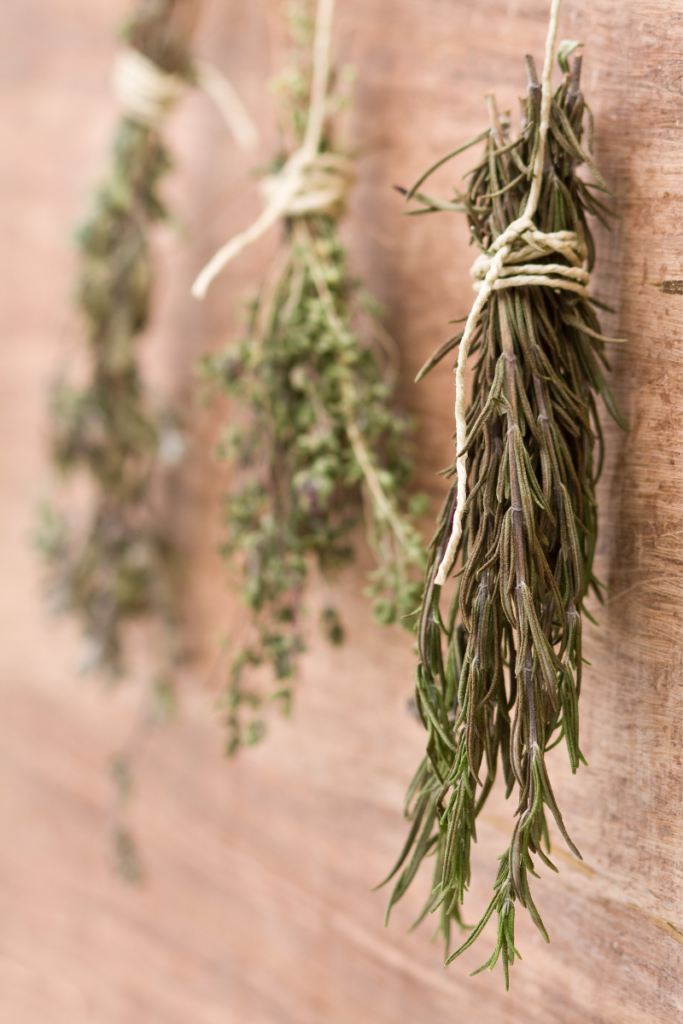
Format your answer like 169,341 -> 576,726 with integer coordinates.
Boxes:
112,48 -> 258,148
192,0 -> 339,300
260,152 -> 353,218
112,48 -> 186,128
470,226 -> 589,297
192,148 -> 353,299
435,0 -> 569,586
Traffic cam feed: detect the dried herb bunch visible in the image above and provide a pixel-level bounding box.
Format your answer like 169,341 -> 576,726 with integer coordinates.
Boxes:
36,0 -> 201,877
38,0 -> 200,678
381,28 -> 624,986
199,0 -> 425,754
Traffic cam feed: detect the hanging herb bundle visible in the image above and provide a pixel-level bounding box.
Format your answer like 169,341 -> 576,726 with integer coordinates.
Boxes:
381,0 -> 624,987
36,0 -> 207,879
194,0 -> 425,754
38,0 -> 203,678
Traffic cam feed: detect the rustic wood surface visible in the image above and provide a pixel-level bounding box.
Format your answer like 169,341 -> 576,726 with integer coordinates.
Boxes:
1,0 -> 681,1020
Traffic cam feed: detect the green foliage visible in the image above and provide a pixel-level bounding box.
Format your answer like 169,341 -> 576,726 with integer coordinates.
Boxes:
201,4 -> 425,754
40,3 -> 194,679
203,219 -> 425,754
42,118 -> 176,676
39,0 -> 199,878
381,50 -> 623,986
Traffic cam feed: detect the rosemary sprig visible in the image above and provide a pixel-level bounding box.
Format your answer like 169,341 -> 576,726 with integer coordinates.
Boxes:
36,0 -> 200,877
198,0 -> 425,754
381,31 -> 624,987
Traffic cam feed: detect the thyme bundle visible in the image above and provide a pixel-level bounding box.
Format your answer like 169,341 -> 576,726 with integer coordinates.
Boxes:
195,0 -> 425,753
382,2 -> 624,986
39,0 -> 201,677
36,0 -> 202,878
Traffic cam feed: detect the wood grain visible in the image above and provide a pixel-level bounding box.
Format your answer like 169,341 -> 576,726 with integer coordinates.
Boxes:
0,0 -> 681,1020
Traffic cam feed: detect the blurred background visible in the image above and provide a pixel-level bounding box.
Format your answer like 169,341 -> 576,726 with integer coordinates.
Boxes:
0,1 -> 681,1021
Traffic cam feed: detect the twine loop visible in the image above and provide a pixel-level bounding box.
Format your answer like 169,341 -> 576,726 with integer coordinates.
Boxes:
192,0 -> 339,300
259,152 -> 354,219
112,47 -> 258,149
112,48 -> 186,128
470,225 -> 589,298
192,145 -> 353,300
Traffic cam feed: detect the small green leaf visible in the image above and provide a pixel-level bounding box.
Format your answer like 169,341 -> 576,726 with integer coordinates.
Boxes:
557,39 -> 584,74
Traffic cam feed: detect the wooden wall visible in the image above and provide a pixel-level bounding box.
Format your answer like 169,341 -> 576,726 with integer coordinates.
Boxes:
1,0 -> 681,1020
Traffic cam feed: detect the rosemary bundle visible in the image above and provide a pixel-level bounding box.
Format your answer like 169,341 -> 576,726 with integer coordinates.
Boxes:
382,4 -> 623,987
36,0 -> 202,878
195,0 -> 425,754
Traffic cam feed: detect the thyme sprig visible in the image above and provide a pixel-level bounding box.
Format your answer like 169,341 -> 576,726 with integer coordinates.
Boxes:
381,30 -> 624,987
199,0 -> 425,753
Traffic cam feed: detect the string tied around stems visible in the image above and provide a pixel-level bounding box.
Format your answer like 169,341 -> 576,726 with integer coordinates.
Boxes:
259,151 -> 354,219
192,148 -> 354,299
191,0 -> 340,300
112,46 -> 258,149
470,228 -> 588,296
434,0 -> 569,586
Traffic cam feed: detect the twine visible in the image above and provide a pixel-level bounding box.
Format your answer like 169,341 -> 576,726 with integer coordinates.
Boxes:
196,60 -> 259,151
112,47 -> 258,148
434,0 -> 573,586
192,0 -> 344,300
470,230 -> 588,296
112,48 -> 186,127
259,152 -> 353,217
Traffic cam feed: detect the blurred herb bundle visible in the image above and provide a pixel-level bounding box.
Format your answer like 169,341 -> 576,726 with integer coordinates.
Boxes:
198,0 -> 426,755
36,0 -> 202,877
39,0 -> 200,676
381,18 -> 624,987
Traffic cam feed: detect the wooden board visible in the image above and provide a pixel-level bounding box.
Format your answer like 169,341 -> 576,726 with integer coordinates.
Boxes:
0,0 -> 681,1020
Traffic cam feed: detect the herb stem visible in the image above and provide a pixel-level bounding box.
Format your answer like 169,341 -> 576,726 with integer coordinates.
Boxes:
299,224 -> 415,553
